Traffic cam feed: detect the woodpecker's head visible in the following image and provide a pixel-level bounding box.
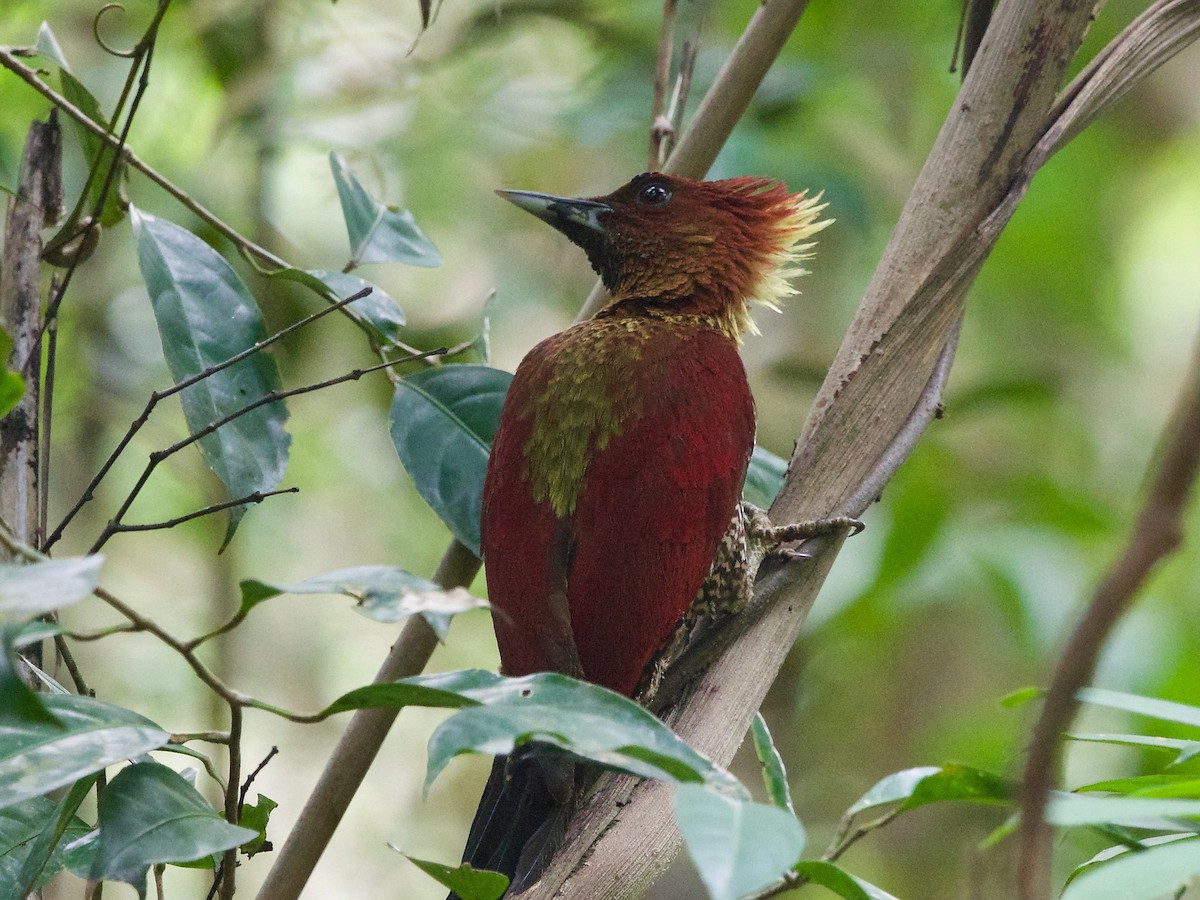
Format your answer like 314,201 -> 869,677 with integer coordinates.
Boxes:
498,172 -> 829,338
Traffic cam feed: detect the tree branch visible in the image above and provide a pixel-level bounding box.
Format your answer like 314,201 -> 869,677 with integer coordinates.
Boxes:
1016,321 -> 1200,897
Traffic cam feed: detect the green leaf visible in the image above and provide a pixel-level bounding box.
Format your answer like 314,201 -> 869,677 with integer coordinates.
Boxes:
131,207 -> 290,547
323,670 -> 744,797
329,152 -> 441,268
424,674 -> 743,795
0,788 -> 94,895
743,445 -> 788,508
750,713 -> 794,814
845,766 -> 940,817
34,22 -> 72,71
675,783 -> 805,900
0,694 -> 168,809
1067,732 -> 1197,754
390,365 -> 511,555
848,875 -> 903,900
1046,794 -> 1200,829
403,854 -> 509,900
60,71 -> 127,227
12,620 -> 63,649
306,270 -> 407,343
238,565 -> 486,640
1061,835 -> 1200,900
1077,774 -> 1200,798
13,773 -> 97,893
790,862 -> 871,900
1078,688 -> 1200,729
91,762 -> 256,895
1000,686 -> 1043,708
237,794 -> 277,857
846,764 -> 1010,818
0,626 -> 57,727
0,556 -> 103,623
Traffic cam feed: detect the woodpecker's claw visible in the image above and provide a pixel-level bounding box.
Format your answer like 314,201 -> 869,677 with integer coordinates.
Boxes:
744,505 -> 864,562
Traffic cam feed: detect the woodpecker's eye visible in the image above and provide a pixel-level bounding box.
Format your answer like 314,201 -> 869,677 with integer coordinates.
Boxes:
637,182 -> 672,206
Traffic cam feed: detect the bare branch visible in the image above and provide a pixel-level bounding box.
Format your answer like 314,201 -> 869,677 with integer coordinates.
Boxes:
89,346 -> 444,553
110,487 -> 299,535
648,0 -> 678,170
1017,322 -> 1200,898
43,287 -> 372,549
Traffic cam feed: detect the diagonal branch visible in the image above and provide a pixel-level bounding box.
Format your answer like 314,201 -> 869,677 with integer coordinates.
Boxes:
1016,321 -> 1200,897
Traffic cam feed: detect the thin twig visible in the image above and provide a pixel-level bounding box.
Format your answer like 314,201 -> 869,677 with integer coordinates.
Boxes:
52,632 -> 90,694
43,288 -> 373,550
89,346 -> 444,553
0,46 -> 287,273
238,745 -> 279,814
648,0 -> 678,170
37,1 -> 172,349
219,704 -> 243,900
171,731 -> 233,745
1017,321 -> 1200,900
109,487 -> 298,535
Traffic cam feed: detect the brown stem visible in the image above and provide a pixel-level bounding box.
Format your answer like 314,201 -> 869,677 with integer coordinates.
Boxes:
219,704 -> 243,900
109,487 -> 299,535
1016,323 -> 1200,899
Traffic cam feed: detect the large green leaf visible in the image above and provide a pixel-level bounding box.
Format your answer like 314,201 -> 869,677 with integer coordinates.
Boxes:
0,695 -> 168,809
0,787 -> 95,896
1061,835 -> 1200,900
238,565 -> 486,640
329,152 -> 441,268
12,774 -> 97,893
324,670 -> 745,796
404,855 -> 508,900
132,207 -> 290,546
390,365 -> 512,555
91,762 -> 256,897
1046,794 -> 1200,830
675,783 -> 805,900
0,556 -> 103,623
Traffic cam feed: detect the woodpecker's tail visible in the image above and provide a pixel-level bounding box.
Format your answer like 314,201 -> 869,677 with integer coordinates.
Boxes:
449,748 -> 574,900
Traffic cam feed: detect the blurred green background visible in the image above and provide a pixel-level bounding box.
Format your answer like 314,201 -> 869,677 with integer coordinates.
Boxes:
3,0 -> 1200,897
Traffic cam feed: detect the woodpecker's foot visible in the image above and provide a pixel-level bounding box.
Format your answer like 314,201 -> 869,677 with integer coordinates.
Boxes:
744,504 -> 863,562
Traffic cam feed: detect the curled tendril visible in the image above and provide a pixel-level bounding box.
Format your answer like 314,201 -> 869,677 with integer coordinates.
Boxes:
93,4 -> 139,58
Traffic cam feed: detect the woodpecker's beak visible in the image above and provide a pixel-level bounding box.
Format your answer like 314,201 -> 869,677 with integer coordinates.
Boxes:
496,190 -> 611,236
